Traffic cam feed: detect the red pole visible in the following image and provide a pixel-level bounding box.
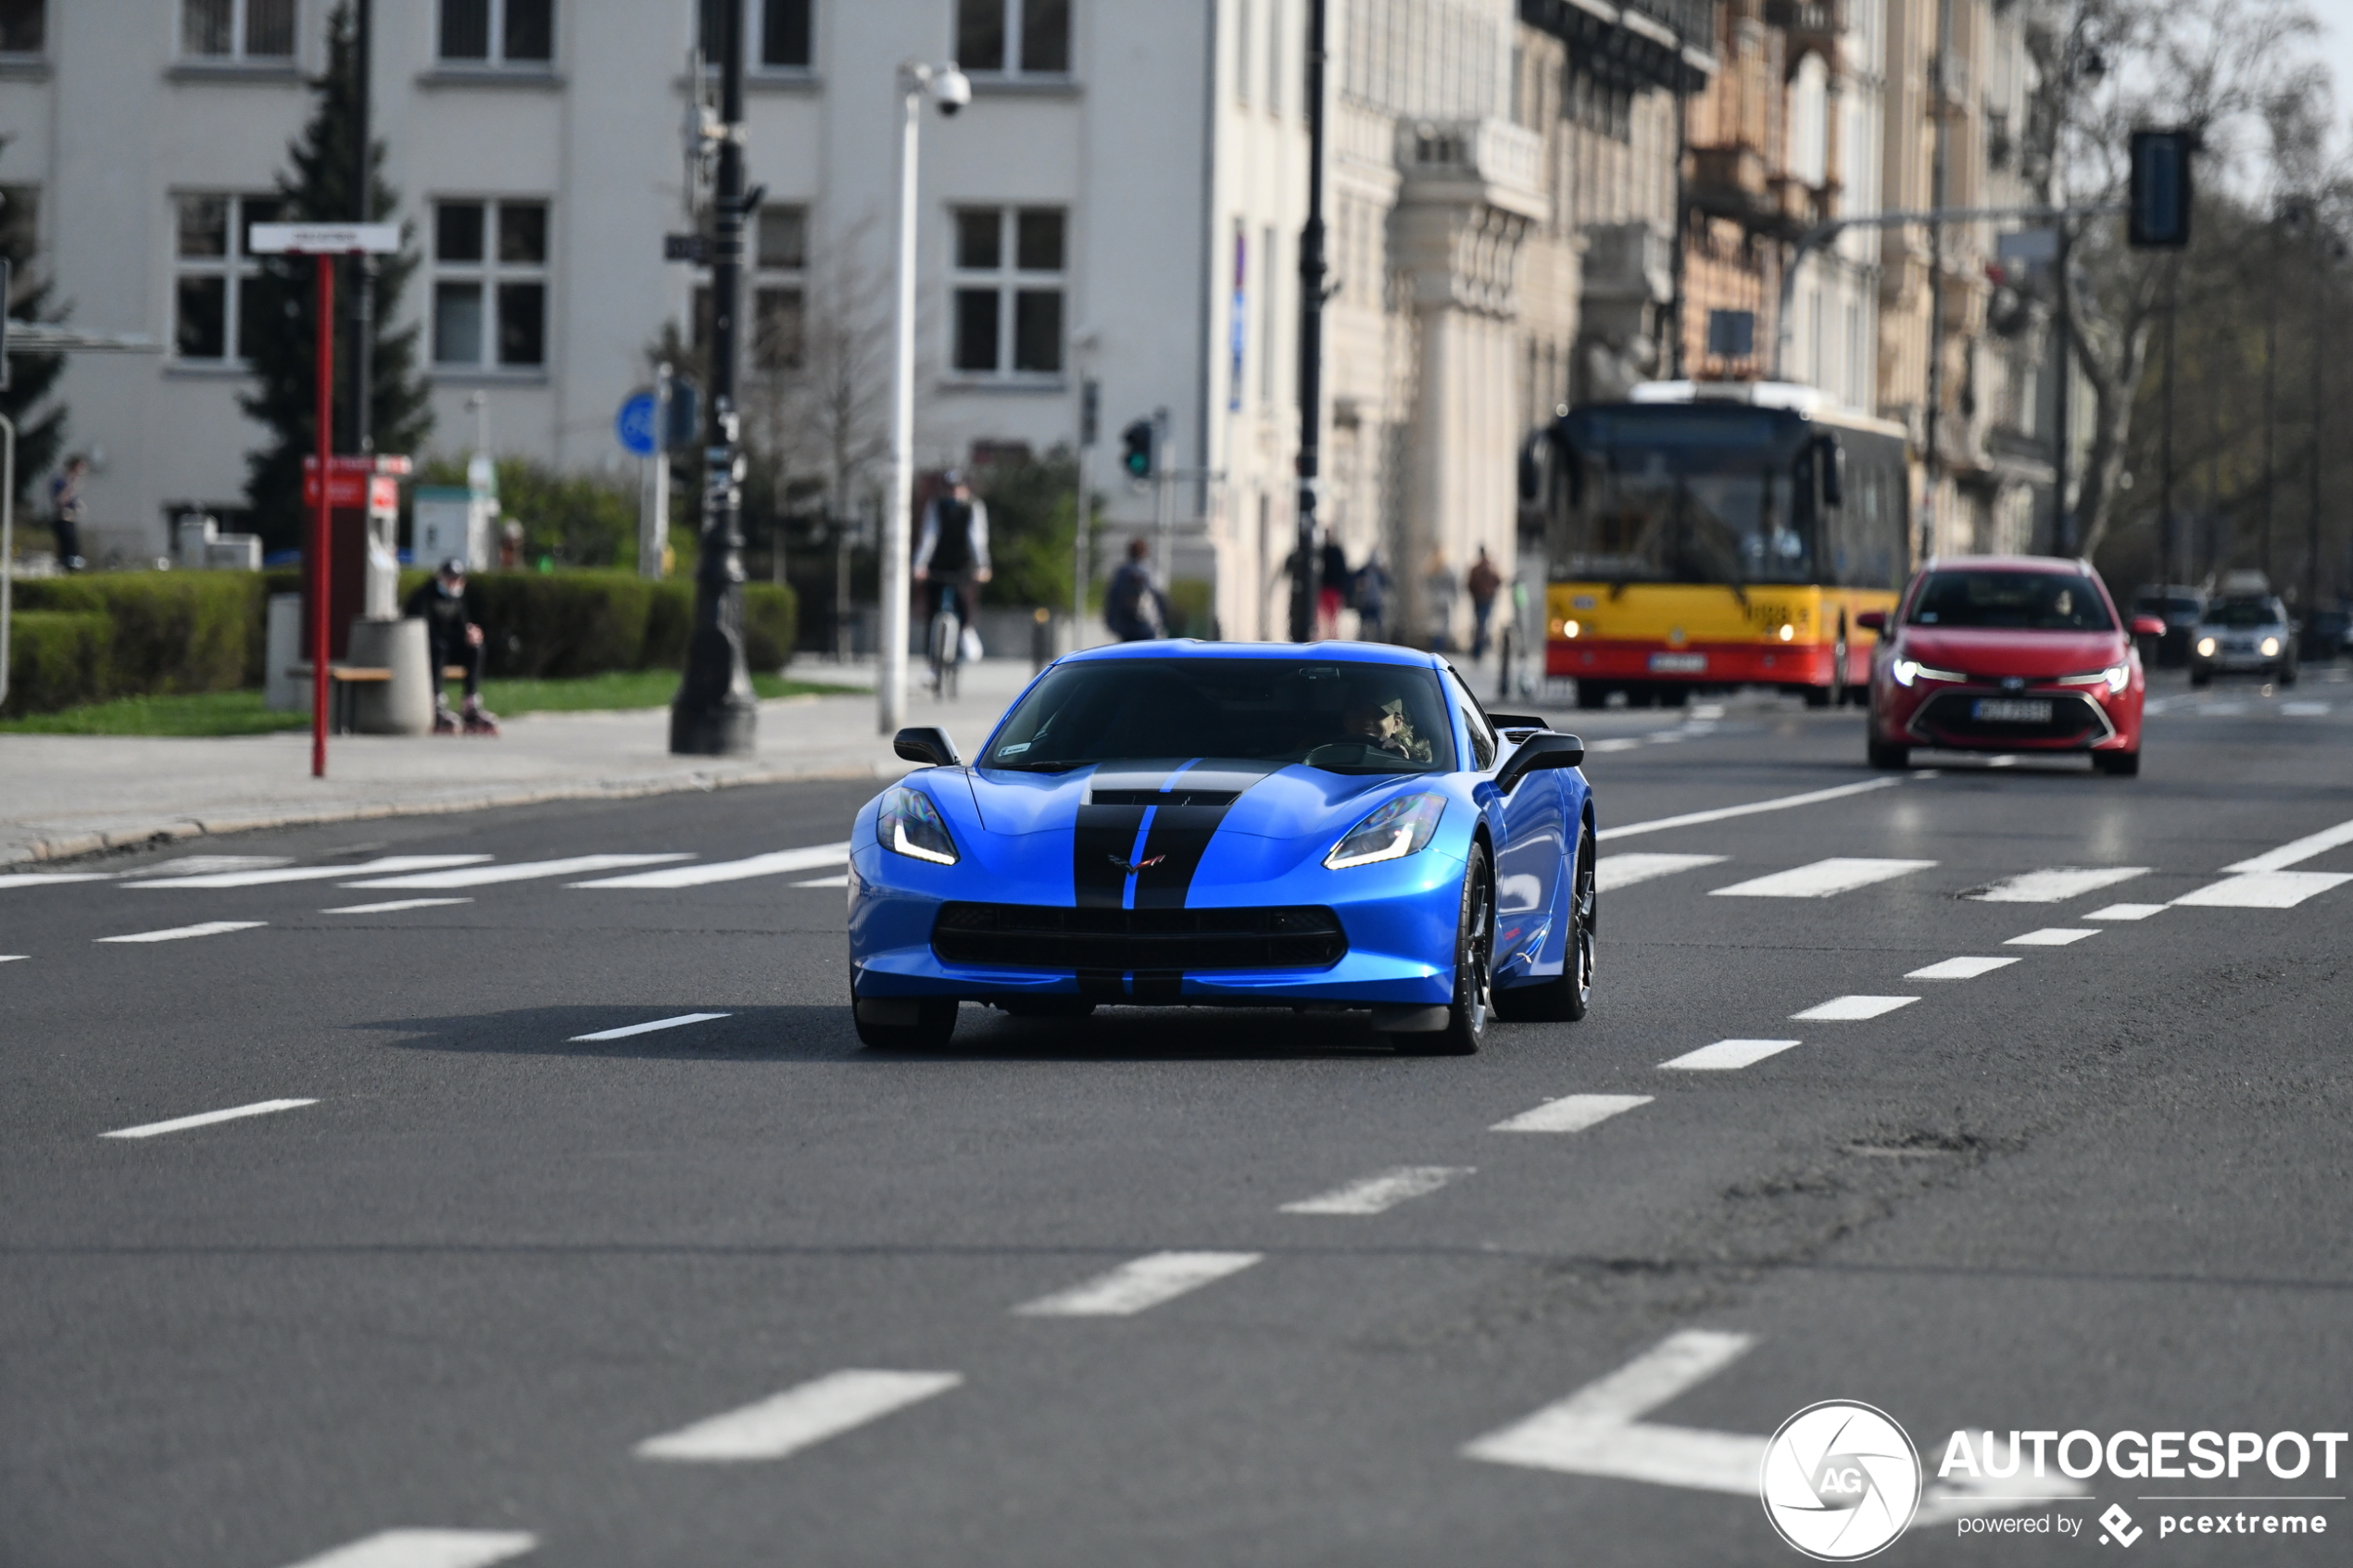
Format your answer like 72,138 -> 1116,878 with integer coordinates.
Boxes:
311,252 -> 334,779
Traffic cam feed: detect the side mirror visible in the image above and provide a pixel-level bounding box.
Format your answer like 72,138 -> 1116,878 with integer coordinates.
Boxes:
2130,615 -> 2167,638
1495,732 -> 1585,795
1856,610 -> 1887,634
893,726 -> 961,767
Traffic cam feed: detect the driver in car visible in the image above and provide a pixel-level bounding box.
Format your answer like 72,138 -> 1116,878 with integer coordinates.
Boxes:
1338,684 -> 1433,763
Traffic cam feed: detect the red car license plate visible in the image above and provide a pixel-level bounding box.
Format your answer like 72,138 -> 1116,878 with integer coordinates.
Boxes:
1971,697 -> 2053,723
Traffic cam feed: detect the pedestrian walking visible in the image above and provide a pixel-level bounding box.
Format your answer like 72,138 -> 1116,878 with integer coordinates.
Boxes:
48,454 -> 88,573
1422,548 -> 1459,653
1466,545 -> 1503,660
1353,553 -> 1391,644
1104,537 -> 1170,642
1317,531 -> 1351,639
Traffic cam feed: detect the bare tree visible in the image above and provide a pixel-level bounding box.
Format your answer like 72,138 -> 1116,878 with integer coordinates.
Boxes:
2023,0 -> 2329,559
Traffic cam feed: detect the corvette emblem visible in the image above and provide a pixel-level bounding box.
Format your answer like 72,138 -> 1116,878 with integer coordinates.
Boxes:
1108,853 -> 1166,873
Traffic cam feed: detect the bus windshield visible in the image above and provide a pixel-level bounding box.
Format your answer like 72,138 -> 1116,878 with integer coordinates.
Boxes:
1557,410 -> 1809,586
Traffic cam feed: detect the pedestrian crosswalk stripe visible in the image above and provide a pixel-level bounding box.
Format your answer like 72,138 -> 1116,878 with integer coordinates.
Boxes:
1791,995 -> 1919,1021
1906,957 -> 2018,980
792,874 -> 849,887
1491,1093 -> 1653,1134
1595,853 -> 1728,893
96,920 -> 267,944
1962,866 -> 2149,903
569,1012 -> 731,1042
1013,1251 -> 1263,1316
2085,902 -> 2167,921
323,898 -> 474,914
1660,1039 -> 1800,1071
126,855 -> 490,889
274,1528 -> 539,1568
0,871 -> 118,888
344,854 -> 692,889
1279,1165 -> 1472,1215
570,843 -> 850,888
2005,927 -> 2099,946
635,1369 -> 962,1462
1710,858 -> 1935,898
2172,871 -> 2353,909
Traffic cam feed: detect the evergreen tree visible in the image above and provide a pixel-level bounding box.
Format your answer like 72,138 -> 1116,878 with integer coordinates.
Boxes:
0,138 -> 67,506
241,2 -> 429,552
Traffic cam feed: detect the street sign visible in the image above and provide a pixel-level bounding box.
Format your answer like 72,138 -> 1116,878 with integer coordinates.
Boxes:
616,391 -> 659,457
248,222 -> 401,256
664,233 -> 711,263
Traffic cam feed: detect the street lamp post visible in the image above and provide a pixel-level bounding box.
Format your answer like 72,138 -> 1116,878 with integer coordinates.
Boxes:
1290,0 -> 1329,644
881,60 -> 970,735
670,0 -> 757,756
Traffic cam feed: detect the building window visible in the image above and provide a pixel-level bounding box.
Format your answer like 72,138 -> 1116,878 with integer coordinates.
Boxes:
434,199 -> 548,369
438,0 -> 554,64
182,0 -> 295,60
1259,224 -> 1277,402
1265,0 -> 1282,115
173,193 -> 283,362
956,0 -> 1068,77
950,206 -> 1064,377
698,0 -> 812,69
0,0 -> 45,55
751,204 -> 807,369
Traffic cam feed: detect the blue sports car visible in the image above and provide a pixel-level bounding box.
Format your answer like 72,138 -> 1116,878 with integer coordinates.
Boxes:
847,641 -> 1595,1054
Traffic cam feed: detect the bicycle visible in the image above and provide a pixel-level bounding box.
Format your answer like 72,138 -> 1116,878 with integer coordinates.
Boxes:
927,585 -> 963,700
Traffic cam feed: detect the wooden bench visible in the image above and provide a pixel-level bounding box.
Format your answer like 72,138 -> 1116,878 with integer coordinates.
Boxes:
285,663 -> 393,735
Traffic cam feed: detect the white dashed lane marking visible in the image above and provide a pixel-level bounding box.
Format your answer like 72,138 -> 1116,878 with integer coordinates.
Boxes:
323,898 -> 474,914
568,1012 -> 731,1042
1279,1166 -> 1473,1215
274,1529 -> 539,1568
2005,928 -> 2099,946
343,855 -> 692,890
102,1098 -> 316,1140
2172,871 -> 2353,909
1963,866 -> 2149,903
95,921 -> 267,945
124,856 -> 489,889
1710,858 -> 1936,898
1491,1093 -> 1654,1134
2087,902 -> 2167,921
791,875 -> 850,888
1463,1329 -> 1764,1493
570,844 -> 851,888
1,954 -> 25,963
1013,1251 -> 1264,1316
1660,1039 -> 1800,1072
0,871 -> 119,888
1596,777 -> 1904,843
1906,956 -> 2020,980
635,1370 -> 962,1462
1791,995 -> 1919,1021
1595,853 -> 1728,893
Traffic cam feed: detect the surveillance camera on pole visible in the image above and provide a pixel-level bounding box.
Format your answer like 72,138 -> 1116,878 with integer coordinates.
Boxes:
929,66 -> 972,116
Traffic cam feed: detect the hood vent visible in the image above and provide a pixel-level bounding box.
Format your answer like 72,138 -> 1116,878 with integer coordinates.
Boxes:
1088,788 -> 1242,808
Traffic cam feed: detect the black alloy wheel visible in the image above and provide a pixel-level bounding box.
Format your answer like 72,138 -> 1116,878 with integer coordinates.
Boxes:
1493,821 -> 1595,1022
1391,843 -> 1493,1056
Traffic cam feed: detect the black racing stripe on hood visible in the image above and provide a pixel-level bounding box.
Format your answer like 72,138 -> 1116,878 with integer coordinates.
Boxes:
1072,763 -> 1182,909
1128,761 -> 1288,909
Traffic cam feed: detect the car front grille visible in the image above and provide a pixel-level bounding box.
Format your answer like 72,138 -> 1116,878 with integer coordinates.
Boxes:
932,902 -> 1347,972
1910,688 -> 2111,747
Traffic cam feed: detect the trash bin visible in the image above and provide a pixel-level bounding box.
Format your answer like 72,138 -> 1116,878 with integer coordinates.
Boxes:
344,616 -> 434,735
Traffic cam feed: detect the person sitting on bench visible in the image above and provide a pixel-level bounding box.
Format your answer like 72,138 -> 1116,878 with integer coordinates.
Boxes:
402,558 -> 498,734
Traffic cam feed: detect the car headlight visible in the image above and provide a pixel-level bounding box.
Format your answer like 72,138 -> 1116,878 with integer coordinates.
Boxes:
1325,792 -> 1446,870
2196,636 -> 2217,658
877,784 -> 958,865
2260,636 -> 2281,658
1891,658 -> 1964,687
2061,665 -> 2133,695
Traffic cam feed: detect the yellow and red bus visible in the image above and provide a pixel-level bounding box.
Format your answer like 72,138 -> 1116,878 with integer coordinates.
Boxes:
1523,383 -> 1912,709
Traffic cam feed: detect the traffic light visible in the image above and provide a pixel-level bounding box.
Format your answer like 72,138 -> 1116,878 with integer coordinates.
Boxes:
1121,418 -> 1154,480
2129,129 -> 2194,249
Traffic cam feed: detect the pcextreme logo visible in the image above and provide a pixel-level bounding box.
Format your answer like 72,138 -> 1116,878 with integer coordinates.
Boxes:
1760,1400 -> 1924,1561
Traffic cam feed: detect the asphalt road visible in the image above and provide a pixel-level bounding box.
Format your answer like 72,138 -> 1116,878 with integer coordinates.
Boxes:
6,666 -> 2350,1568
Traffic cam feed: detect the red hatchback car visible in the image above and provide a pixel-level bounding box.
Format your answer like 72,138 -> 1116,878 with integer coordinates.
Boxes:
1862,557 -> 2167,775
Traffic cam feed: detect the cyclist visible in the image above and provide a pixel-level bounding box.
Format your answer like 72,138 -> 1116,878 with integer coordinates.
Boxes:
912,470 -> 991,690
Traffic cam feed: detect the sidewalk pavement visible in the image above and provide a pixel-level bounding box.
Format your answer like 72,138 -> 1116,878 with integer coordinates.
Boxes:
0,659 -> 1039,866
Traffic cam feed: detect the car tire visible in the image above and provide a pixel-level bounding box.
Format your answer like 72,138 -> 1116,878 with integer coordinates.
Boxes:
1867,734 -> 1910,770
2281,661 -> 2298,687
852,995 -> 959,1049
2093,749 -> 2141,777
1492,822 -> 1594,1023
1389,844 -> 1492,1056
1574,681 -> 1608,710
2189,667 -> 2212,688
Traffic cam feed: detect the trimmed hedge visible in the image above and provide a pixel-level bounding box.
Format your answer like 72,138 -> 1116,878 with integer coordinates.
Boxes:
2,567 -> 795,717
4,610 -> 115,717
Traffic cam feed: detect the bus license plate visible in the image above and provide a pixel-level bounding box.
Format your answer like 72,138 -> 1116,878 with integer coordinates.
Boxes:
1972,697 -> 2052,724
1649,653 -> 1706,673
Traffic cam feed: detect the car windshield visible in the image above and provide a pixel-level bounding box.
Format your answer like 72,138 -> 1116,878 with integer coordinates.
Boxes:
2205,599 -> 2281,628
982,657 -> 1458,775
1907,571 -> 2114,631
